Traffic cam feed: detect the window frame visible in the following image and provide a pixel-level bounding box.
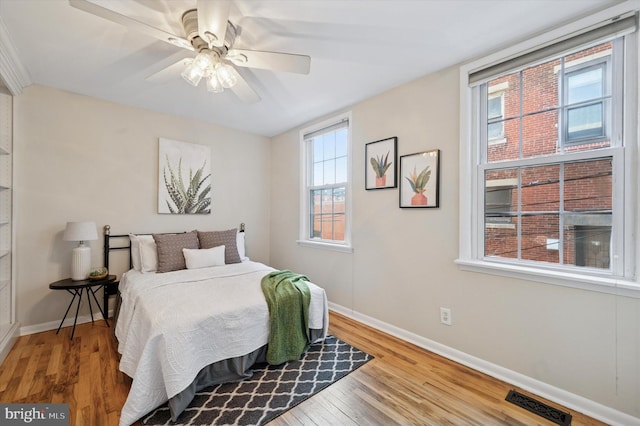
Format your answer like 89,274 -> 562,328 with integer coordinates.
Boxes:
562,57 -> 610,145
457,5 -> 639,298
298,112 -> 353,253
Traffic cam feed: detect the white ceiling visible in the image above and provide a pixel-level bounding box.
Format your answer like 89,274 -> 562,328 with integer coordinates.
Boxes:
0,0 -> 617,137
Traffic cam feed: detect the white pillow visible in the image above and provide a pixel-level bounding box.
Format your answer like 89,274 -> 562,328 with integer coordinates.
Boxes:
129,234 -> 142,271
137,236 -> 158,273
129,234 -> 155,272
183,245 -> 226,269
237,232 -> 248,261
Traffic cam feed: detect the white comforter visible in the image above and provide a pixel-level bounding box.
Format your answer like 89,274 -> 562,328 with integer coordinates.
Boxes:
115,261 -> 329,426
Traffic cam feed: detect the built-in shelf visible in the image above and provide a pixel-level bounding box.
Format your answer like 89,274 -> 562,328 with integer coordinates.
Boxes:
0,91 -> 14,362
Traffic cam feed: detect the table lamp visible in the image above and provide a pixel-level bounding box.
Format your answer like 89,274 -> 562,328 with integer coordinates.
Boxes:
63,221 -> 98,280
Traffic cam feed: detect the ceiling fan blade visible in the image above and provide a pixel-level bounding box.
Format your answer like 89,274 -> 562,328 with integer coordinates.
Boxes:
68,0 -> 193,51
226,49 -> 311,74
229,68 -> 261,104
146,58 -> 192,83
197,0 -> 231,48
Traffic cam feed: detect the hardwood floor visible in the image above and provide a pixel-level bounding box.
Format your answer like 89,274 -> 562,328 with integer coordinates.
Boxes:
0,311 -> 606,425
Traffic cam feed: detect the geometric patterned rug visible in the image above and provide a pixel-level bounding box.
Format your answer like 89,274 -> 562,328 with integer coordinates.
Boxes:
142,336 -> 373,425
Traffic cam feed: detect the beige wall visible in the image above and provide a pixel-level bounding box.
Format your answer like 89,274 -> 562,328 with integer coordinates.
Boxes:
269,66 -> 640,418
13,84 -> 271,327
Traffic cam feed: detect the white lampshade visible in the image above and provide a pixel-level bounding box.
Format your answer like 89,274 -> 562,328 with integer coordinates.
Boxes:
63,221 -> 98,242
63,222 -> 97,280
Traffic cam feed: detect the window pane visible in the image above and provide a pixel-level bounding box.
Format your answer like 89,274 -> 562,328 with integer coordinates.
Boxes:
567,67 -> 603,104
485,223 -> 517,259
565,224 -> 611,269
567,103 -> 603,141
323,133 -> 335,159
522,110 -> 559,159
522,57 -> 560,115
310,189 -> 322,238
333,213 -> 345,241
309,187 -> 346,242
313,162 -> 323,186
313,138 -> 323,162
485,169 -> 516,225
487,117 -> 519,162
521,214 -> 560,264
335,129 -> 348,157
335,156 -> 347,183
564,158 -> 611,213
334,187 -> 345,214
521,164 -> 560,212
323,159 -> 335,185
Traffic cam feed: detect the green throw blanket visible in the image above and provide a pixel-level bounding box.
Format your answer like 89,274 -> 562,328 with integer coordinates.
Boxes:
261,270 -> 311,365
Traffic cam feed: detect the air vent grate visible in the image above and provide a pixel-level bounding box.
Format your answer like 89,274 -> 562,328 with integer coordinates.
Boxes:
505,390 -> 572,426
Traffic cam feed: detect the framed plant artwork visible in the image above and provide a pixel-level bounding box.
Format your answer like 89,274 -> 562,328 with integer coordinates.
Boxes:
365,137 -> 397,190
158,138 -> 212,214
399,149 -> 440,208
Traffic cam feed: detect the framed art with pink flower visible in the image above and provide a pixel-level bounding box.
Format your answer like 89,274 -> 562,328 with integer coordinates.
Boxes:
365,137 -> 397,190
399,149 -> 440,208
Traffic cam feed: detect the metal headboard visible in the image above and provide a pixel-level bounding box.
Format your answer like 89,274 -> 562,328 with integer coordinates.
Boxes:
103,225 -> 132,271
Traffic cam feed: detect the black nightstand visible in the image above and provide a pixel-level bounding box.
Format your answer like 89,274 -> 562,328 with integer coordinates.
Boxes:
49,275 -> 116,339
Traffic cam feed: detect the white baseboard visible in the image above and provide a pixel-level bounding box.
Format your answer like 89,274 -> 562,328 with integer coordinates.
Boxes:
0,322 -> 20,365
328,302 -> 640,426
19,310 -> 112,337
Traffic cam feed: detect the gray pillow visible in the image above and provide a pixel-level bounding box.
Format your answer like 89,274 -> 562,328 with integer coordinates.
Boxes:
197,229 -> 241,264
153,231 -> 199,273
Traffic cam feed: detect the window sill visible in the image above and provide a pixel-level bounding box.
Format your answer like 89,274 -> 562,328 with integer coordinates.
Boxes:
297,240 -> 354,253
454,258 -> 640,299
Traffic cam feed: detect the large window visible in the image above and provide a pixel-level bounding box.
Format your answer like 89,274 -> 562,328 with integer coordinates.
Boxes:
300,113 -> 352,250
459,10 -> 638,294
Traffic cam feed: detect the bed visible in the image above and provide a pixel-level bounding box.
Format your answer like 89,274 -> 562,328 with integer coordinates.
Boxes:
104,225 -> 329,426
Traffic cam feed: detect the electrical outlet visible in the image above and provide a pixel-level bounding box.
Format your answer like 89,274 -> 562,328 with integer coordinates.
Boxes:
440,307 -> 452,325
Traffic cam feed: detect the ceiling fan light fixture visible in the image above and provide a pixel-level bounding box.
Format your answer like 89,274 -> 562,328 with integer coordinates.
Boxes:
206,73 -> 224,93
193,51 -> 213,72
181,60 -> 204,86
215,63 -> 237,89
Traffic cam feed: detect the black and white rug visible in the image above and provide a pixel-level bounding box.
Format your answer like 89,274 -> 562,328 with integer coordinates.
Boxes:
142,336 -> 373,425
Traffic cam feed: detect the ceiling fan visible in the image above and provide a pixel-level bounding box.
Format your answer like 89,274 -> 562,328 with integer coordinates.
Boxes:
68,0 -> 311,103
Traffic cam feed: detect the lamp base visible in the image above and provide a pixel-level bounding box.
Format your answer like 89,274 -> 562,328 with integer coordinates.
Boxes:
71,244 -> 91,281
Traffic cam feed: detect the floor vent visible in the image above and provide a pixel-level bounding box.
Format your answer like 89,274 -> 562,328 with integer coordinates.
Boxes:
505,390 -> 572,426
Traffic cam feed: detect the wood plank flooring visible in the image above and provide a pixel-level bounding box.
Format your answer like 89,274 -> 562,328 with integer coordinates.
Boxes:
0,311 -> 606,425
